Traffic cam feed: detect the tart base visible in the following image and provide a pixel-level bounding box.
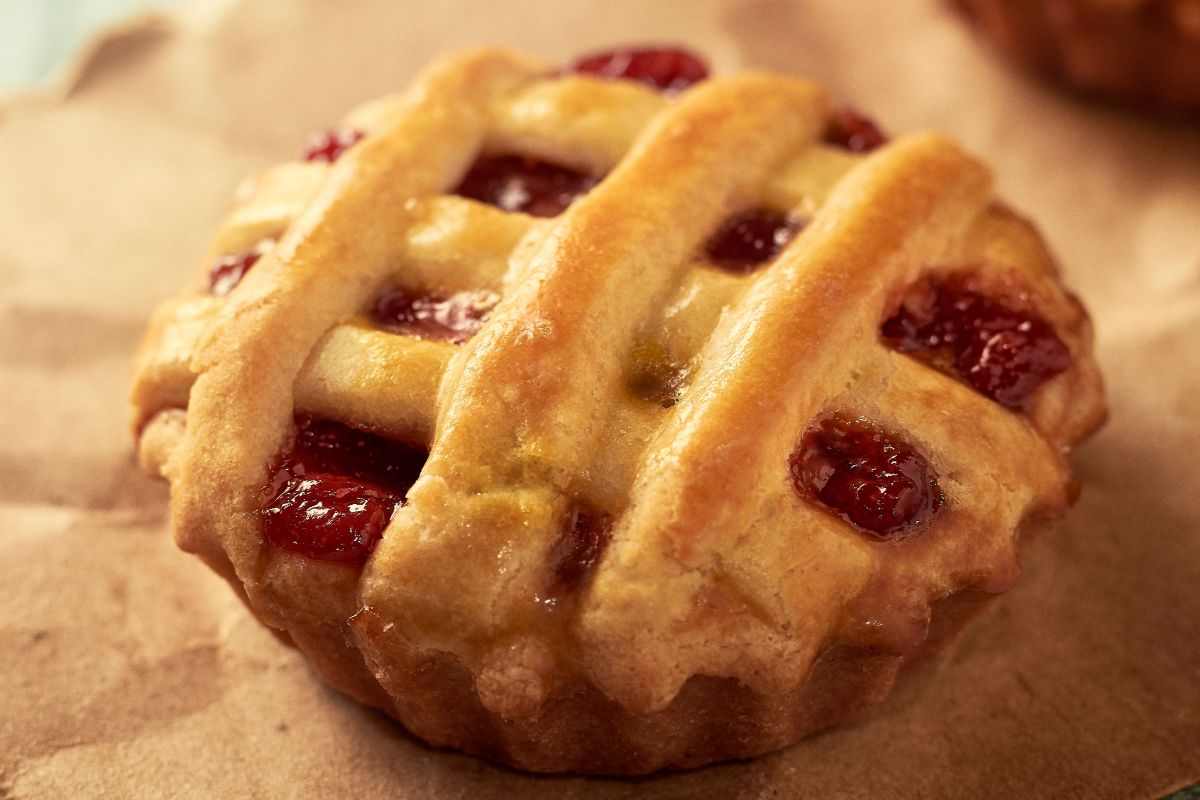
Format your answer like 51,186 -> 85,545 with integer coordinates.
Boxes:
269,586 -> 995,775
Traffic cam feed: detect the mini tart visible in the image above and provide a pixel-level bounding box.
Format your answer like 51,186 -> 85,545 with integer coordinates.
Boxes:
131,45 -> 1106,774
955,0 -> 1200,112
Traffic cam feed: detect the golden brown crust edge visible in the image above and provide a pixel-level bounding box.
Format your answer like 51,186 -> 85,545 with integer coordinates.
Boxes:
344,587 -> 994,775
955,0 -> 1200,113
354,616 -> 905,775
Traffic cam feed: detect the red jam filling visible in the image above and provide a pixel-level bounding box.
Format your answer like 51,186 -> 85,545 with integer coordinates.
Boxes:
209,250 -> 262,296
823,107 -> 888,153
546,504 -> 613,598
262,415 -> 427,566
881,280 -> 1072,409
303,128 -> 365,163
790,415 -> 943,538
454,155 -> 599,217
567,46 -> 709,92
371,288 -> 499,344
705,208 -> 802,271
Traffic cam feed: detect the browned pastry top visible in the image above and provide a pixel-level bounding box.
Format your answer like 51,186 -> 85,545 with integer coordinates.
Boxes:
131,46 -> 1105,773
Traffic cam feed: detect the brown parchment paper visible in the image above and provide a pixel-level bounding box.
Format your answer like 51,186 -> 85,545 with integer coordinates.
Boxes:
2,1 -> 1198,797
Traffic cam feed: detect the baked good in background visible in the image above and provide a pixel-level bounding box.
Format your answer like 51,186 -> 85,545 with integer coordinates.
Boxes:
955,0 -> 1200,112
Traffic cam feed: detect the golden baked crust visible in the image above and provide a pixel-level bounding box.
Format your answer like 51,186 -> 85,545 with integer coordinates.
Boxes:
131,47 -> 1106,773
955,0 -> 1200,111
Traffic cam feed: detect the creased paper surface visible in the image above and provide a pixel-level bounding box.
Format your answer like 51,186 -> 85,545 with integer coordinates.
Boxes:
1,1 -> 1198,797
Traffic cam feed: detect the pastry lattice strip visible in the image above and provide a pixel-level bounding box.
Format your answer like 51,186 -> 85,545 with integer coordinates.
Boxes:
134,49 -> 1088,719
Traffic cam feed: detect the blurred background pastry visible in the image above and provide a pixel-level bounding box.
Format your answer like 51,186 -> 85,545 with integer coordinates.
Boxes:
954,0 -> 1200,112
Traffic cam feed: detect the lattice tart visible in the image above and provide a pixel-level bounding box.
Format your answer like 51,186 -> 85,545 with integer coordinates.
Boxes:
955,0 -> 1200,112
131,45 -> 1106,774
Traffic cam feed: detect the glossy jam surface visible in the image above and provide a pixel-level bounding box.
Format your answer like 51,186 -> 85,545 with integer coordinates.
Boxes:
823,108 -> 888,153
303,128 -> 365,163
455,155 -> 599,217
881,280 -> 1072,409
372,288 -> 500,343
262,416 -> 427,565
545,504 -> 613,598
790,416 -> 943,538
209,250 -> 262,296
568,46 -> 709,92
705,208 -> 801,272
